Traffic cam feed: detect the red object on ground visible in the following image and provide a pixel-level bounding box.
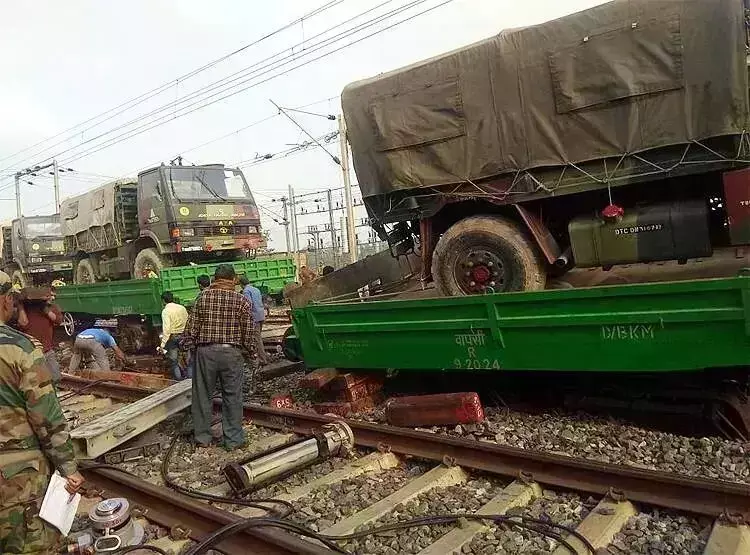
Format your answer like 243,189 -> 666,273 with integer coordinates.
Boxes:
385,392 -> 485,427
335,375 -> 385,403
313,396 -> 380,418
299,368 -> 340,390
269,394 -> 294,410
327,373 -> 385,401
327,372 -> 376,391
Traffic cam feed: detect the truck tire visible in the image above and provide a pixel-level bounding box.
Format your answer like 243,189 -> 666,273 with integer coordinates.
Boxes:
11,270 -> 26,288
431,215 -> 545,296
133,248 -> 171,279
74,259 -> 97,284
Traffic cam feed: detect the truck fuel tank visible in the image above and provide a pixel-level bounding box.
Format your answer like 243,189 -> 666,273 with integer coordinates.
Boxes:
568,200 -> 712,268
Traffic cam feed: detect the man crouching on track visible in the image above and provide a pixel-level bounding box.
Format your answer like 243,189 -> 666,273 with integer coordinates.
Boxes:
0,271 -> 85,554
184,264 -> 256,451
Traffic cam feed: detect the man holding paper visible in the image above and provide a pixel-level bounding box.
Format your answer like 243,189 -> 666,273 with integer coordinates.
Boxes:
0,271 -> 84,554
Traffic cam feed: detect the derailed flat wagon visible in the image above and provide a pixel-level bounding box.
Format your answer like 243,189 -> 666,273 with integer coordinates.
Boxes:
287,273 -> 750,436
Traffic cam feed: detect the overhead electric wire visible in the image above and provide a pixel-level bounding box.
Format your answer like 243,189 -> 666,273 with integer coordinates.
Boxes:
27,0 -> 403,170
58,0 -> 398,165
0,0 -> 349,172
1,0 -> 455,213
116,95 -> 337,180
53,0 -> 450,167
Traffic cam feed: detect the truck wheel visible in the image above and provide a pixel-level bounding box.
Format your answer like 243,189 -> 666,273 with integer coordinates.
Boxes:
74,259 -> 97,284
133,248 -> 171,279
431,215 -> 545,296
11,270 -> 26,289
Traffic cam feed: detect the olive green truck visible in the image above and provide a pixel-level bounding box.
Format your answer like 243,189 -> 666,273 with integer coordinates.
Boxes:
342,0 -> 750,296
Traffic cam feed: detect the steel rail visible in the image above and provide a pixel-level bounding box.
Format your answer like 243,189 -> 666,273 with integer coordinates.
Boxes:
60,374 -> 155,401
240,403 -> 750,521
81,465 -> 333,555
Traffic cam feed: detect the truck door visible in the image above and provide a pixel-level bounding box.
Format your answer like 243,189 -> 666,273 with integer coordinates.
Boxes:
138,169 -> 170,246
11,220 -> 24,265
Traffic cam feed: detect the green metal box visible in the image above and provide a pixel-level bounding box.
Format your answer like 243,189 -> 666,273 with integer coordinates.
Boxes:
56,279 -> 163,318
160,254 -> 296,306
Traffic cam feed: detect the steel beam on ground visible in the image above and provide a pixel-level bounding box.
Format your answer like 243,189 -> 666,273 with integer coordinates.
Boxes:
72,380 -> 192,458
239,404 -> 750,521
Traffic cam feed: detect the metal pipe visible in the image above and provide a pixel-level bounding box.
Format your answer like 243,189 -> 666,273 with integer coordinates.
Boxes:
223,421 -> 354,494
554,247 -> 572,268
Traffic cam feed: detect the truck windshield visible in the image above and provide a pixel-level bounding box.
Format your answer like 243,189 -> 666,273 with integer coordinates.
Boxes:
165,167 -> 253,202
24,221 -> 62,237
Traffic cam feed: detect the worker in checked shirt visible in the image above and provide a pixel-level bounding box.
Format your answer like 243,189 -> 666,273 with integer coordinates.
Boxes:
184,265 -> 255,450
159,291 -> 191,380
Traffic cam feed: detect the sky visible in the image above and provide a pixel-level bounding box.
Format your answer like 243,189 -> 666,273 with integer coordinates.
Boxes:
0,0 -> 607,251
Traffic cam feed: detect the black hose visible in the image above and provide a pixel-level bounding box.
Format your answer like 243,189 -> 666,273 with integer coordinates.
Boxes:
184,512 -> 594,555
183,517 -> 348,555
160,429 -> 295,517
320,513 -> 595,554
114,546 -> 169,554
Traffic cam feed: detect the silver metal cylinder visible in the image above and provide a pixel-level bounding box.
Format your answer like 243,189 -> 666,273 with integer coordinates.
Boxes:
223,421 -> 354,493
87,498 -> 144,553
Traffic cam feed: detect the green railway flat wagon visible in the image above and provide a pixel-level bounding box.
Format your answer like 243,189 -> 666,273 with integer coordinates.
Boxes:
290,274 -> 750,373
57,254 -> 295,315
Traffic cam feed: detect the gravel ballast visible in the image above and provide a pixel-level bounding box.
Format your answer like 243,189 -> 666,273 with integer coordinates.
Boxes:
120,421 -> 294,489
400,407 -> 750,484
606,510 -> 710,554
342,478 -> 504,555
291,463 -> 424,532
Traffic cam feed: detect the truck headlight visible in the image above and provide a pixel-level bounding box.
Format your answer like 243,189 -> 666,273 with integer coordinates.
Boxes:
181,228 -> 195,237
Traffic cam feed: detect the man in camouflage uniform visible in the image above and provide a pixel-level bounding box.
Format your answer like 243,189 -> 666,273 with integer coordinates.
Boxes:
0,271 -> 84,554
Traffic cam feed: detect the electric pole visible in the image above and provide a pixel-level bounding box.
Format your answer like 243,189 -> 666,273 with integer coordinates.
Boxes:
288,184 -> 299,253
280,196 -> 291,254
326,189 -> 337,267
14,173 -> 20,218
52,160 -> 60,213
339,114 -> 357,264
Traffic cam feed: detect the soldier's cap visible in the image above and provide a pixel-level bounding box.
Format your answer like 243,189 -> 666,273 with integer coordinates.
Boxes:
0,271 -> 11,295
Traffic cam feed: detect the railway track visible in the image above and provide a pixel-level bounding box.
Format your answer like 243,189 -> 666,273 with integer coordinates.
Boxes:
60,380 -> 750,554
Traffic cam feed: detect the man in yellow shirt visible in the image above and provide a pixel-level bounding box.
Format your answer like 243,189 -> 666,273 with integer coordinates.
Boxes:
159,291 -> 191,380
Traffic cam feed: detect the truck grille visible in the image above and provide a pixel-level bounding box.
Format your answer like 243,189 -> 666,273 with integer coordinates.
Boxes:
194,225 -> 255,236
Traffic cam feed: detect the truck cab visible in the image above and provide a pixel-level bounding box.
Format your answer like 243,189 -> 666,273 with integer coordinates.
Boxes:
2,215 -> 73,287
133,163 -> 265,277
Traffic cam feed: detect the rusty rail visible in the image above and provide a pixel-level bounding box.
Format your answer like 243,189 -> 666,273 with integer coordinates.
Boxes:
241,403 -> 750,521
60,374 -> 155,402
65,375 -> 749,523
81,465 -> 332,555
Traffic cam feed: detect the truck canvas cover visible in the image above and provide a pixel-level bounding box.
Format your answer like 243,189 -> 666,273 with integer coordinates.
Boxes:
61,179 -> 135,237
342,0 -> 749,200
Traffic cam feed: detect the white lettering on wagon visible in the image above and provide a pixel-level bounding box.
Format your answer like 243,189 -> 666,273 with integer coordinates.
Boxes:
601,324 -> 656,341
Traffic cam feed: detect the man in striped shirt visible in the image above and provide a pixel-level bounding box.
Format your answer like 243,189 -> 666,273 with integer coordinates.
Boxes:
184,265 -> 255,450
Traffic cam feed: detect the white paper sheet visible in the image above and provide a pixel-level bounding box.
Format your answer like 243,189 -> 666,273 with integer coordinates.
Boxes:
39,471 -> 80,536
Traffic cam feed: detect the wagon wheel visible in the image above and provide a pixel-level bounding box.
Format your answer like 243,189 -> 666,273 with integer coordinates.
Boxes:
62,313 -> 75,337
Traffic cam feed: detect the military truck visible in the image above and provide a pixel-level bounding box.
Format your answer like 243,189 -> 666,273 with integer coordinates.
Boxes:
1,215 -> 74,287
342,0 -> 750,296
61,163 -> 265,283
